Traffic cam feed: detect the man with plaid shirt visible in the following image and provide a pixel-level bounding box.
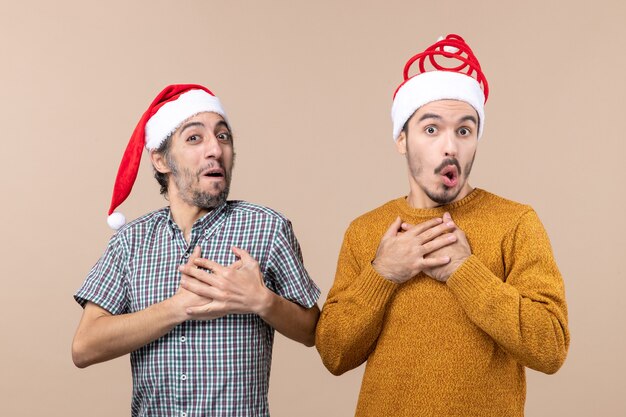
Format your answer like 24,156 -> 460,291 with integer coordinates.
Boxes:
72,84 -> 321,416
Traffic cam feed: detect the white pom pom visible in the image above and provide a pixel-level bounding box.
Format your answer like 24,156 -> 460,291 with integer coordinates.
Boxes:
107,212 -> 126,230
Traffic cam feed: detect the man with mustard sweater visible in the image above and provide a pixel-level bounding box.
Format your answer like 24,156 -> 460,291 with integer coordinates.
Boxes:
315,34 -> 569,416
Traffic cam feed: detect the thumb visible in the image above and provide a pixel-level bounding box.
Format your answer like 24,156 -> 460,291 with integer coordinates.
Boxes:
382,217 -> 402,240
186,301 -> 214,316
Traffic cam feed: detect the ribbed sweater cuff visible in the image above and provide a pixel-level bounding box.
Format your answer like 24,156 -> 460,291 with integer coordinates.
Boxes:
349,263 -> 399,310
446,254 -> 501,304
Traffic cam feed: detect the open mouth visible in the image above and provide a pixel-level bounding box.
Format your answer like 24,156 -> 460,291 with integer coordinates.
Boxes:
440,165 -> 459,187
202,168 -> 225,179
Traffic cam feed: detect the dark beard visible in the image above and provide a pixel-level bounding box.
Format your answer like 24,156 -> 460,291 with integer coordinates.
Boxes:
189,184 -> 230,209
168,155 -> 232,210
423,185 -> 462,205
424,154 -> 475,205
425,157 -> 464,204
405,148 -> 476,206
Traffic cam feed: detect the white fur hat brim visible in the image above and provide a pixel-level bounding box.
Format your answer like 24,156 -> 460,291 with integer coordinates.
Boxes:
145,89 -> 227,150
391,71 -> 485,140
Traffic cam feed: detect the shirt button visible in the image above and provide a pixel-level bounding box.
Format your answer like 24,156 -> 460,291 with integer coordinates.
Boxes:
183,253 -> 189,259
181,413 -> 187,417
181,374 -> 187,381
180,336 -> 186,343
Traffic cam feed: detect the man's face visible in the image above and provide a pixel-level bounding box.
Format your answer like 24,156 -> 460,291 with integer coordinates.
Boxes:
396,100 -> 478,207
153,111 -> 234,210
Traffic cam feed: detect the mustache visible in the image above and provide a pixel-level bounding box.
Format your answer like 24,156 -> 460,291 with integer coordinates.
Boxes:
434,158 -> 461,176
195,161 -> 226,176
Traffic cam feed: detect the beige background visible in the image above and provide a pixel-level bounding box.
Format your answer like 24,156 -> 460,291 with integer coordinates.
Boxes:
1,0 -> 624,415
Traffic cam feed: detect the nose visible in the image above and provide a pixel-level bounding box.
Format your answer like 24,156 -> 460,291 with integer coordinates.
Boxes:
203,135 -> 223,160
442,130 -> 458,157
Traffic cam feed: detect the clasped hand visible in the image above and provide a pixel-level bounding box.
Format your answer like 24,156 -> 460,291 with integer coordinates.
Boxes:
372,212 -> 471,284
173,246 -> 269,321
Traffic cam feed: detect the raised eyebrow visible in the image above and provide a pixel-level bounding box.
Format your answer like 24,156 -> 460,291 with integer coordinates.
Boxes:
458,115 -> 478,126
179,121 -> 205,135
214,121 -> 231,133
418,113 -> 442,123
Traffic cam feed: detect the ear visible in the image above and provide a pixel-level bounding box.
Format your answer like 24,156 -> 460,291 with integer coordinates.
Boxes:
395,131 -> 407,155
150,150 -> 171,174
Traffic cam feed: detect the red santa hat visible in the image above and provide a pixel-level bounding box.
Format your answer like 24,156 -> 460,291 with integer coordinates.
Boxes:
107,84 -> 228,230
391,34 -> 489,141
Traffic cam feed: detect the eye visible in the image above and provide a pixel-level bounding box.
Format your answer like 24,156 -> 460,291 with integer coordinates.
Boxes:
216,132 -> 232,143
457,127 -> 472,137
425,126 -> 437,135
186,135 -> 201,143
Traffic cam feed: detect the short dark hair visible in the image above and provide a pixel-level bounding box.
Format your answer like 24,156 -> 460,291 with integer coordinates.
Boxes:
153,134 -> 174,196
402,110 -> 417,136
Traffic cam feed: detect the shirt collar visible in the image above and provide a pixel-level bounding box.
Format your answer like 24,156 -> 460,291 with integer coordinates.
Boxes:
164,202 -> 229,234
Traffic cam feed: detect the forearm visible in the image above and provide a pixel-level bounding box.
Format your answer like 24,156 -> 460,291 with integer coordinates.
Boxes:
72,299 -> 183,368
258,290 -> 319,347
447,255 -> 569,374
316,263 -> 398,375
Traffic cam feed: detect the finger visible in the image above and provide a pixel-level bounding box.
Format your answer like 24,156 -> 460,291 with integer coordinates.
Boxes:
231,246 -> 254,262
190,245 -> 202,261
186,301 -> 228,318
185,301 -> 215,316
404,217 -> 444,237
422,233 -> 457,254
443,212 -> 457,230
183,246 -> 202,267
421,256 -> 451,268
229,259 -> 244,270
416,220 -> 456,244
382,217 -> 403,240
179,264 -> 220,285
180,276 -> 220,299
232,247 -> 260,271
401,222 -> 414,231
193,258 -> 227,274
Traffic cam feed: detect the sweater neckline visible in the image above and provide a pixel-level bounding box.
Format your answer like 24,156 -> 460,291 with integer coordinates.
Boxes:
393,188 -> 486,218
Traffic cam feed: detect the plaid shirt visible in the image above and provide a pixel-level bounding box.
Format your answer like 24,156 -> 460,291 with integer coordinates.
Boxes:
75,201 -> 320,417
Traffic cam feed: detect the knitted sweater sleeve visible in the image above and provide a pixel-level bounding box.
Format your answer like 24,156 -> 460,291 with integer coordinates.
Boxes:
446,209 -> 570,374
315,225 -> 398,375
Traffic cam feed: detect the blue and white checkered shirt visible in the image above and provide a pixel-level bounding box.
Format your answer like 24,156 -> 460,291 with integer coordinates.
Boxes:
75,201 -> 320,417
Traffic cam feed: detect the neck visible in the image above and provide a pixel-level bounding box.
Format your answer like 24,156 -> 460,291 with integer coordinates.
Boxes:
169,197 -> 210,243
407,182 -> 474,209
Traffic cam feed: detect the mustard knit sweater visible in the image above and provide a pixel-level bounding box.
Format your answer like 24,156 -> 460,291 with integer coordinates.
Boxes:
316,189 -> 569,417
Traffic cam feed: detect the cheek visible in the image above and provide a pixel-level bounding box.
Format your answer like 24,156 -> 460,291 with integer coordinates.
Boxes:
406,150 -> 426,177
461,144 -> 477,162
222,147 -> 235,164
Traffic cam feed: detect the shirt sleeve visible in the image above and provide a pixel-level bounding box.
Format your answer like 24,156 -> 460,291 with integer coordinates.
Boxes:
446,209 -> 570,374
315,223 -> 398,375
265,219 -> 320,308
74,233 -> 130,315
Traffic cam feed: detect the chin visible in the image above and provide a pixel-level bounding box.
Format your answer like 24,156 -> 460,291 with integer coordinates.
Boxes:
426,186 -> 462,205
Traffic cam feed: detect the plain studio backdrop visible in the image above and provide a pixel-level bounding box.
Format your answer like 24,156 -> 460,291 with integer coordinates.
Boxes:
0,1 -> 624,415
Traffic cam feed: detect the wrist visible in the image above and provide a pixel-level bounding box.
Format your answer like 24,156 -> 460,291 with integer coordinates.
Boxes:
371,259 -> 402,284
442,256 -> 470,284
253,287 -> 275,318
162,295 -> 188,325
449,256 -> 469,274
